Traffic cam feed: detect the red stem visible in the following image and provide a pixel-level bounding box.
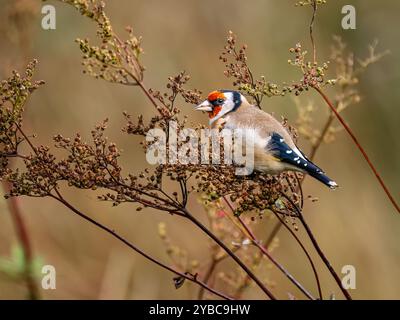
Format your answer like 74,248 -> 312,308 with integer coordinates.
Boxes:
314,86 -> 400,214
224,197 -> 316,300
3,181 -> 40,300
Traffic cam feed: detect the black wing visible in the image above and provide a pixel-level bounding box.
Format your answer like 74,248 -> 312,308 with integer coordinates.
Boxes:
267,133 -> 337,189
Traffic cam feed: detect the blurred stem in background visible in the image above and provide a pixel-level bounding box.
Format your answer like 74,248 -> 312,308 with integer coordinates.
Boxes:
2,181 -> 40,300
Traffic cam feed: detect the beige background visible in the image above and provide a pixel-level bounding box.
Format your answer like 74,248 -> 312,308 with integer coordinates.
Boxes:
0,0 -> 399,299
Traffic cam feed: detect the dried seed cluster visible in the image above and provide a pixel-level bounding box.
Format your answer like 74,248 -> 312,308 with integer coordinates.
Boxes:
220,31 -> 284,108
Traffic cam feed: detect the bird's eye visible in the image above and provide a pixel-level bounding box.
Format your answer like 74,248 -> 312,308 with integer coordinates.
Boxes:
217,98 -> 224,104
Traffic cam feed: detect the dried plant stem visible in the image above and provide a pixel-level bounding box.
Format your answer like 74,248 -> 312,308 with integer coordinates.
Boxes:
265,221 -> 282,249
224,197 -> 316,300
308,112 -> 334,161
314,86 -> 400,214
271,208 -> 323,300
198,245 -> 241,300
3,181 -> 40,300
14,123 -> 232,300
50,189 -> 232,300
299,213 -> 351,300
181,207 -> 277,300
310,0 -> 317,64
197,255 -> 218,300
281,193 -> 352,300
236,215 -> 315,300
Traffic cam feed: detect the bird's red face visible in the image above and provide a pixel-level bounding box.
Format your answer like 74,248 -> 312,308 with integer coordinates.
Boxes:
195,90 -> 226,119
207,91 -> 226,118
195,90 -> 242,125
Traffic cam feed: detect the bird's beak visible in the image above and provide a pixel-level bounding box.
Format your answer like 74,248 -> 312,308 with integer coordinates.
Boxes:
195,100 -> 213,112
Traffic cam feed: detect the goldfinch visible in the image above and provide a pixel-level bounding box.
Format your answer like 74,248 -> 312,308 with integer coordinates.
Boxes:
195,89 -> 338,189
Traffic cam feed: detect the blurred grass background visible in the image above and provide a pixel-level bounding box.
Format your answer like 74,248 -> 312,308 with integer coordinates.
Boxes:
0,0 -> 399,299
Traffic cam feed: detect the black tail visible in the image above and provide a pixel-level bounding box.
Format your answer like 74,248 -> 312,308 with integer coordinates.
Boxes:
303,160 -> 338,189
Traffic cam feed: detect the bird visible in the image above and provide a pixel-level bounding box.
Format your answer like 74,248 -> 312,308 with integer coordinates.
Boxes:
194,89 -> 338,189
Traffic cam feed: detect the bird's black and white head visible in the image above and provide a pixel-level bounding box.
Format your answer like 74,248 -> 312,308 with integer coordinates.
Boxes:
195,90 -> 247,125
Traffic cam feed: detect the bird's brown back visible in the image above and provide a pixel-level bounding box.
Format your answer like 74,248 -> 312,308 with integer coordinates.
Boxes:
220,101 -> 297,150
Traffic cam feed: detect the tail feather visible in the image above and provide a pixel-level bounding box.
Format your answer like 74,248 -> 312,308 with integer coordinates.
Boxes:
302,161 -> 338,189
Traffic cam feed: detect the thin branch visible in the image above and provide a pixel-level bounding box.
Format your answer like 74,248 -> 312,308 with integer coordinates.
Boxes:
197,244 -> 242,300
224,197 -> 316,300
271,208 -> 323,300
0,152 -> 29,160
280,192 -> 352,300
180,207 -> 277,300
15,123 -> 37,156
308,112 -> 334,161
2,181 -> 40,300
49,189 -> 232,300
237,215 -> 315,300
13,119 -> 233,300
294,173 -> 304,208
310,0 -> 318,64
314,86 -> 400,214
265,221 -> 282,249
197,256 -> 218,300
103,165 -> 182,215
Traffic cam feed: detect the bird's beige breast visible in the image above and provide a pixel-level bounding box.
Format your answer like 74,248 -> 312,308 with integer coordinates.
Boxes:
211,117 -> 227,130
